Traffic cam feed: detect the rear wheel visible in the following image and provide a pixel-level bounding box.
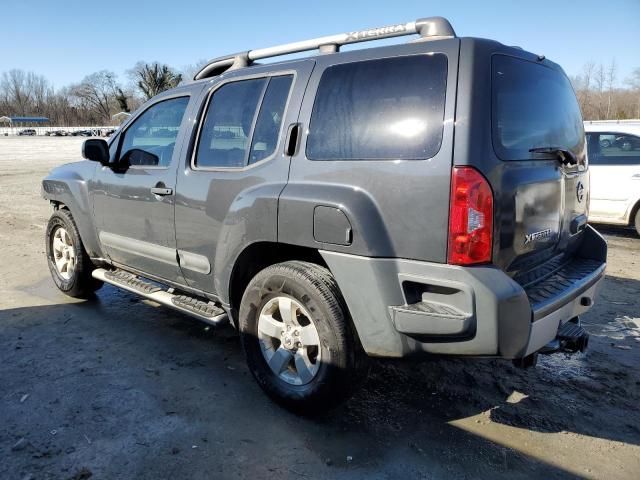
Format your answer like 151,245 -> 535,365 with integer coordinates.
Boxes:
239,261 -> 367,413
46,209 -> 102,298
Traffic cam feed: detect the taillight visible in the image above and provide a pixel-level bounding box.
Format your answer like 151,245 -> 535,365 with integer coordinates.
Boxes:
447,167 -> 493,265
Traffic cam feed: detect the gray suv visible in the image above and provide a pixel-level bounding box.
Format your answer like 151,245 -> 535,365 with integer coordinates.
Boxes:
42,17 -> 607,412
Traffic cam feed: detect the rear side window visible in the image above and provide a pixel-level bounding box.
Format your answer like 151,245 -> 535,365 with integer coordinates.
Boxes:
492,55 -> 585,161
586,132 -> 640,166
306,54 -> 448,161
195,75 -> 293,169
249,75 -> 292,164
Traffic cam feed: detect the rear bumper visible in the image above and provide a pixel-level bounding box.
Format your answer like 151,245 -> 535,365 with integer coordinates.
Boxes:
523,281 -> 599,356
320,225 -> 606,359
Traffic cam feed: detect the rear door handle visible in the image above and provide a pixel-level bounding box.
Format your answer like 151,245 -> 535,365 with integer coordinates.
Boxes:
284,123 -> 301,156
632,173 -> 640,180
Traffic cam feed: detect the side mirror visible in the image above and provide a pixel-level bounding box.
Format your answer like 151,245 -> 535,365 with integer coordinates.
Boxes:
82,139 -> 109,165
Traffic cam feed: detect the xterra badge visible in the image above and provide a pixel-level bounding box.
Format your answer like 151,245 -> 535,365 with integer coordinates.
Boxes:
346,23 -> 407,42
524,229 -> 552,245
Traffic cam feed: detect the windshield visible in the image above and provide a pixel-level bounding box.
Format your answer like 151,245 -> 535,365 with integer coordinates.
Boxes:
492,54 -> 585,162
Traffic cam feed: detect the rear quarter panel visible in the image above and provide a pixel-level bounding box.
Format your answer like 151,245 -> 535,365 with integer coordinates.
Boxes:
279,40 -> 460,262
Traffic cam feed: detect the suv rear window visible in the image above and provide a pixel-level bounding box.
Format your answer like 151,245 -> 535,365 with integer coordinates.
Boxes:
306,54 -> 447,161
492,55 -> 585,161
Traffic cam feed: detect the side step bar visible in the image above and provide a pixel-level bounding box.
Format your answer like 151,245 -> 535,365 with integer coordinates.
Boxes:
92,268 -> 228,326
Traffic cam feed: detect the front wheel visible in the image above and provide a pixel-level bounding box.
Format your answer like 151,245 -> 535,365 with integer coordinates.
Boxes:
239,261 -> 367,413
45,209 -> 102,298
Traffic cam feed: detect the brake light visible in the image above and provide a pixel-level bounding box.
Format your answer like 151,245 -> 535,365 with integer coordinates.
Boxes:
447,167 -> 493,265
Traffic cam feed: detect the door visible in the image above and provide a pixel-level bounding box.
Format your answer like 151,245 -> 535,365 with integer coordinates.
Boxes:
174,60 -> 315,295
490,54 -> 590,274
586,131 -> 640,223
92,94 -> 192,283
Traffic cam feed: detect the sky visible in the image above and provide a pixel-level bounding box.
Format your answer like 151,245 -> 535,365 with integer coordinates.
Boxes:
2,0 -> 639,89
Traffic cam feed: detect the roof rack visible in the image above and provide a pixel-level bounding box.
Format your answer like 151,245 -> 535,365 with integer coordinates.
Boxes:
194,16 -> 456,80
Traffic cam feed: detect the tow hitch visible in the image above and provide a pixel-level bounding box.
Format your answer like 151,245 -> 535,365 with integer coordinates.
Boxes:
513,317 -> 589,369
540,317 -> 589,355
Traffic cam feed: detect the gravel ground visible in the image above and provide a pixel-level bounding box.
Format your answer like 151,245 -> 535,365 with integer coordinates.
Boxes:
1,137 -> 639,480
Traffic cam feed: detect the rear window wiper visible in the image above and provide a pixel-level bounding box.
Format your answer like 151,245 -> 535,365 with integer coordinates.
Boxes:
529,146 -> 578,166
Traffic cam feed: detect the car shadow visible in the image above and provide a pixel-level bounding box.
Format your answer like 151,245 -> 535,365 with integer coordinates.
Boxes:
330,271 -> 640,441
1,274 -> 638,478
591,223 -> 638,239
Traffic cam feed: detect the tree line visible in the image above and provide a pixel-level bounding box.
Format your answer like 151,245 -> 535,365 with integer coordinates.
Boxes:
2,60 -> 639,126
570,61 -> 640,120
0,61 -> 205,126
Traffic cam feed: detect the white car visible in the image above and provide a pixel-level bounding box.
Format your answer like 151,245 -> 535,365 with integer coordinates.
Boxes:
584,120 -> 640,235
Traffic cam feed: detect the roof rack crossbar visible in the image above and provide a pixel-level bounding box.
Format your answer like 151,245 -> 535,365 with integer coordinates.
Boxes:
194,16 -> 455,80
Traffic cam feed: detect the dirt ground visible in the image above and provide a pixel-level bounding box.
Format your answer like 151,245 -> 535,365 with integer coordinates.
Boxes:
1,137 -> 639,480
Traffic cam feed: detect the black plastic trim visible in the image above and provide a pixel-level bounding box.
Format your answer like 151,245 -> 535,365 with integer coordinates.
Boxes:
523,257 -> 605,321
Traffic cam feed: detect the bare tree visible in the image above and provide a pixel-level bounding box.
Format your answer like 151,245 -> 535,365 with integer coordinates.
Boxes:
1,70 -> 32,115
0,70 -> 55,119
577,62 -> 596,119
605,59 -> 617,119
626,67 -> 640,118
628,67 -> 640,89
0,67 -> 139,126
6,59 -> 634,127
572,62 -> 640,120
593,63 -> 606,118
70,71 -> 120,123
180,59 -> 209,84
129,62 -> 182,100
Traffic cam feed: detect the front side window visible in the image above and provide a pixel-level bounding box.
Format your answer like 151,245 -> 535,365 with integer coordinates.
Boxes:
306,54 -> 448,161
492,55 -> 585,162
119,96 -> 189,167
586,132 -> 640,166
195,75 -> 293,169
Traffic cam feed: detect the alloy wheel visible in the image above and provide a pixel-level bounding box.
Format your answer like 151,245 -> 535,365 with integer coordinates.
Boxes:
257,296 -> 322,385
52,227 -> 76,280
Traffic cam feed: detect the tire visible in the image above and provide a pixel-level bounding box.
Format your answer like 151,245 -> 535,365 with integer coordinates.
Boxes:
45,209 -> 103,298
239,261 -> 367,414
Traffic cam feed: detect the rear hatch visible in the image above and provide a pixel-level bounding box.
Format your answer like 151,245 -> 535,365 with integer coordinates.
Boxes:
490,54 -> 589,277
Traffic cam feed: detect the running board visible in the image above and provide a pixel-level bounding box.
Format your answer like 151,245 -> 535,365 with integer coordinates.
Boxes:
92,268 -> 228,326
